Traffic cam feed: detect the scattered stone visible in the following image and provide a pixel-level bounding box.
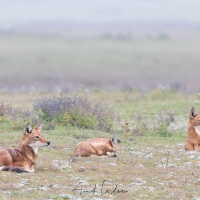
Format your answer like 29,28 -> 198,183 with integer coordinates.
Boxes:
59,194 -> 73,199
14,179 -> 29,189
78,167 -> 85,172
4,191 -> 11,194
129,151 -> 144,157
52,160 -> 72,171
130,178 -> 146,186
145,153 -> 153,159
39,185 -> 49,191
108,163 -> 117,166
69,157 -> 76,162
183,162 -> 192,167
134,164 -> 144,168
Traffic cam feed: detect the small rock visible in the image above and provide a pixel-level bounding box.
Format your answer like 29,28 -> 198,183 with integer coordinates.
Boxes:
78,167 -> 84,172
145,153 -> 153,159
59,194 -> 73,199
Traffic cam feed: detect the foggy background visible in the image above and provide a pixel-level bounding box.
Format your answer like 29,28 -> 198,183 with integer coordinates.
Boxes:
1,0 -> 200,26
0,0 -> 200,92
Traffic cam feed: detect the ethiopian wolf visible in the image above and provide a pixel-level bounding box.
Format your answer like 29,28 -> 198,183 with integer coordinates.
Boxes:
73,137 -> 120,157
0,122 -> 50,173
184,107 -> 200,151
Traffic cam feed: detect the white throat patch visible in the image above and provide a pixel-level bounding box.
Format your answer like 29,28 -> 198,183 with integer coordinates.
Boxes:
31,146 -> 38,154
28,141 -> 47,154
195,126 -> 200,136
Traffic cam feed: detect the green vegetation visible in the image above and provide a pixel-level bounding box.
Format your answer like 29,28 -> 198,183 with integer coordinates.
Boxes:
0,89 -> 200,199
1,33 -> 200,199
33,96 -> 114,131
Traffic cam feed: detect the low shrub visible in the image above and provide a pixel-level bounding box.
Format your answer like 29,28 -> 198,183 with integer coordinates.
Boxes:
33,96 -> 114,132
155,110 -> 175,137
0,103 -> 34,130
117,110 -> 175,140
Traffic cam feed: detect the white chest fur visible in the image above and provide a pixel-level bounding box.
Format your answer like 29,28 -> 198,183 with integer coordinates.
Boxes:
195,126 -> 200,136
31,146 -> 38,154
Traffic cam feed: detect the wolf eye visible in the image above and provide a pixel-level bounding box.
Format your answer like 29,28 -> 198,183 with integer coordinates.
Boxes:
35,136 -> 39,139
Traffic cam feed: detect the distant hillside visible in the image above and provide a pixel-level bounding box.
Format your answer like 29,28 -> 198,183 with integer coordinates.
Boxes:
1,20 -> 200,36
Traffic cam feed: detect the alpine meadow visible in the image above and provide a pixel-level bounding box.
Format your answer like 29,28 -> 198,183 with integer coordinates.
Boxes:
0,32 -> 200,200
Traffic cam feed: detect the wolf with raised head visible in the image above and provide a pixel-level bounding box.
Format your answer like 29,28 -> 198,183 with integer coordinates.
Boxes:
184,107 -> 200,151
0,122 -> 50,173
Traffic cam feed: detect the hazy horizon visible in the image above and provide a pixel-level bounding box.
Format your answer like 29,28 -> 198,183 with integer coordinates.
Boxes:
1,0 -> 200,28
0,0 -> 200,92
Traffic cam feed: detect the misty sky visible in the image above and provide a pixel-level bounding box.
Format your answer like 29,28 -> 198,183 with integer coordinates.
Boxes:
0,0 -> 200,27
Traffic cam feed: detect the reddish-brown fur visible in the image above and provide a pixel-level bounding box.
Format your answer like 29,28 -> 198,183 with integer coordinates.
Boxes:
0,122 -> 50,173
184,107 -> 200,151
73,138 -> 117,157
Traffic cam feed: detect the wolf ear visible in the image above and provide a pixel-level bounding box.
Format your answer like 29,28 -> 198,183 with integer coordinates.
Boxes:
111,136 -> 121,144
35,121 -> 43,130
117,139 -> 121,143
190,107 -> 197,118
111,136 -> 116,144
25,123 -> 32,134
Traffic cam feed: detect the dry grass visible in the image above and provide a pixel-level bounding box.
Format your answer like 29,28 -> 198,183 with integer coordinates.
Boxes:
0,90 -> 200,199
1,139 -> 200,200
1,32 -> 200,199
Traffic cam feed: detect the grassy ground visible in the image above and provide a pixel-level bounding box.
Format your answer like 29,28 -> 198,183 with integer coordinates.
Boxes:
1,90 -> 200,200
0,32 -> 200,199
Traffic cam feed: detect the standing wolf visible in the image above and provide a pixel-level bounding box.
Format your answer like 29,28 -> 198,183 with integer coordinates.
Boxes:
0,122 -> 50,173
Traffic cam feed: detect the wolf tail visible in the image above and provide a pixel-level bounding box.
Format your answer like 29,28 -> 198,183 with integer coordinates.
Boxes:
1,166 -> 29,173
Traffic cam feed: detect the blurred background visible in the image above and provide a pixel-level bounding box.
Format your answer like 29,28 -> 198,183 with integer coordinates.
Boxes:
0,0 -> 200,92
